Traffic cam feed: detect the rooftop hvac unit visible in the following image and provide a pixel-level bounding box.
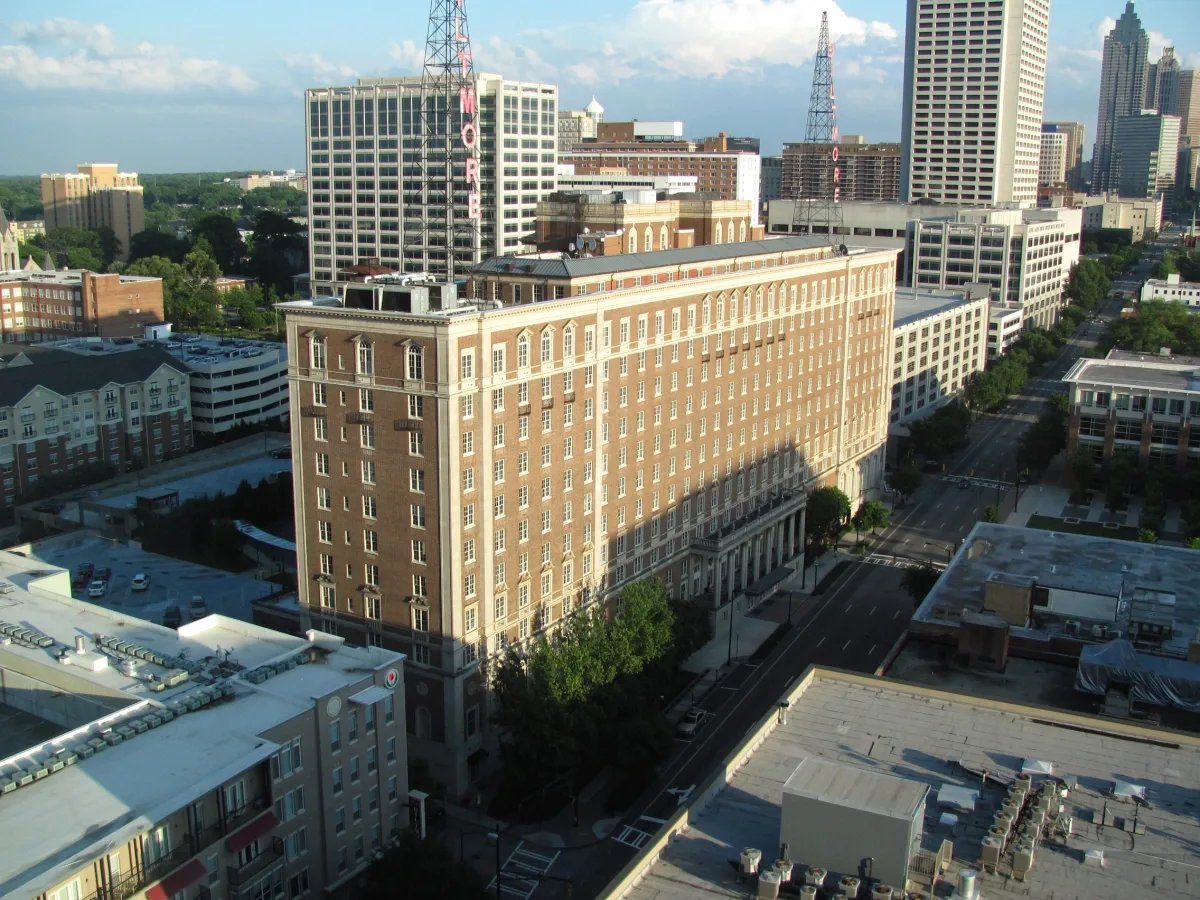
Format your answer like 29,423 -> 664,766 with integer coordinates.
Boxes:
757,869 -> 781,899
805,867 -> 828,887
872,884 -> 895,900
981,835 -> 1002,870
741,848 -> 762,876
955,868 -> 979,900
800,887 -> 818,900
118,659 -> 137,677
1012,842 -> 1035,879
838,876 -> 861,897
773,859 -> 794,883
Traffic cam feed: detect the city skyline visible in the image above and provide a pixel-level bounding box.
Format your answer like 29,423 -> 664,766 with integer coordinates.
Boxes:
2,0 -> 1198,174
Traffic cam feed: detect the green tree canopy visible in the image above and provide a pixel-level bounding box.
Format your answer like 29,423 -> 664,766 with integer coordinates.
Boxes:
851,499 -> 890,542
807,486 -> 852,548
129,229 -> 190,264
901,563 -> 941,605
890,464 -> 922,502
191,213 -> 246,273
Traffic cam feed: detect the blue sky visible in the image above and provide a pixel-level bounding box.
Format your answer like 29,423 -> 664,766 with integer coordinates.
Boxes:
2,0 -> 1198,174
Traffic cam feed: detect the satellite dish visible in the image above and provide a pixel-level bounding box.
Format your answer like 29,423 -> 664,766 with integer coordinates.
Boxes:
568,243 -> 576,252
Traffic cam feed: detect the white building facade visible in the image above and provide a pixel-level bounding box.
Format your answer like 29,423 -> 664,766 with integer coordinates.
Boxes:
890,286 -> 990,424
900,0 -> 1050,205
1141,273 -> 1200,309
987,302 -> 1025,358
1038,129 -> 1068,185
305,74 -> 558,294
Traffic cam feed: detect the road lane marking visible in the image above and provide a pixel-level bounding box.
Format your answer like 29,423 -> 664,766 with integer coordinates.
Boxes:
893,609 -> 900,619
868,605 -> 877,616
841,639 -> 851,651
816,636 -> 826,648
869,644 -> 877,656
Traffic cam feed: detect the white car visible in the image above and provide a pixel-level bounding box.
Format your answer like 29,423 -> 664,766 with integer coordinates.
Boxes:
131,573 -> 150,592
87,579 -> 108,598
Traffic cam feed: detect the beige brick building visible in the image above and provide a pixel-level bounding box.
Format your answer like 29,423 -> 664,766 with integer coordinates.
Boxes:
40,163 -> 144,261
281,235 -> 897,796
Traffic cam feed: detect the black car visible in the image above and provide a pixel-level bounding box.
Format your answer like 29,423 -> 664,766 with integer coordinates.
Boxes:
269,446 -> 292,459
162,606 -> 183,628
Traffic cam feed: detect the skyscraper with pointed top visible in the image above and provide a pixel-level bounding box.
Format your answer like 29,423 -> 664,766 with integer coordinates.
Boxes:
1093,2 -> 1150,194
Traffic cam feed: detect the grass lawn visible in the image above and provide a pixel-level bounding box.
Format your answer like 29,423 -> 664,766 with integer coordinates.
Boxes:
1026,513 -> 1141,542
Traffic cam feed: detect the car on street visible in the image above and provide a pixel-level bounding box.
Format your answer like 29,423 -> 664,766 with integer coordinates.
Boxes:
676,707 -> 706,738
189,596 -> 208,620
269,446 -> 291,459
957,478 -> 971,489
131,573 -> 150,591
87,579 -> 108,598
163,606 -> 183,628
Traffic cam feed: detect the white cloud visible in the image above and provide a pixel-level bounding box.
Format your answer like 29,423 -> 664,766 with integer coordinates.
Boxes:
390,39 -> 425,73
283,53 -> 358,83
0,18 -> 255,92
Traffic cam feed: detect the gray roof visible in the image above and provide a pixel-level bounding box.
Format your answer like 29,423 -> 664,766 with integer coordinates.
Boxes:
1065,353 -> 1200,394
473,235 -> 842,279
893,287 -> 982,327
784,754 -> 926,821
0,346 -> 185,407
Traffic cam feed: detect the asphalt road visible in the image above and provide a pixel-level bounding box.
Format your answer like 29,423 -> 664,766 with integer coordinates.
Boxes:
540,252 -> 1164,899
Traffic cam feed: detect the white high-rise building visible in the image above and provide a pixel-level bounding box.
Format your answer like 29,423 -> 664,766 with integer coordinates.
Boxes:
305,74 -> 558,294
900,0 -> 1050,205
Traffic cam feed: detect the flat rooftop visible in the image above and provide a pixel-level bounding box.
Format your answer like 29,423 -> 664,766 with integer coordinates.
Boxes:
915,524 -> 1200,655
893,286 -> 985,327
0,550 -> 402,898
44,333 -> 286,370
0,269 -> 158,285
1064,350 -> 1200,393
613,669 -> 1200,899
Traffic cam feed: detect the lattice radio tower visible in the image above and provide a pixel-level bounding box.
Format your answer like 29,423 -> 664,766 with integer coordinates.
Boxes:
416,0 -> 481,279
792,12 -> 844,245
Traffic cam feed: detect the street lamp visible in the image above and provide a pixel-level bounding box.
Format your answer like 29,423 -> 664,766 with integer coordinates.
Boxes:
924,541 -> 953,563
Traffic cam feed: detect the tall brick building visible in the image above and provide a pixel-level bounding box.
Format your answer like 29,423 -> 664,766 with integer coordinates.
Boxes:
280,235 -> 897,795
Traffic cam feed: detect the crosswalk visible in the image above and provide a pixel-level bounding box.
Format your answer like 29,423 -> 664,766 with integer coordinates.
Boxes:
862,554 -> 946,571
939,474 -> 1010,492
488,842 -> 562,899
613,814 -> 668,850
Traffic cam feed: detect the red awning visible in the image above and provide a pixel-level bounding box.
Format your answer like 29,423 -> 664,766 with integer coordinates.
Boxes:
225,810 -> 280,853
145,859 -> 206,900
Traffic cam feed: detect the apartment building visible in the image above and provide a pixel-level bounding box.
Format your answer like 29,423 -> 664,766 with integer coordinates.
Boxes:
40,163 -> 144,261
1140,273 -> 1200,308
987,301 -> 1025,358
890,285 -> 989,424
305,74 -> 558,292
900,0 -> 1050,204
280,236 -> 897,795
1038,129 -> 1068,186
1044,121 -> 1086,190
907,206 -> 1082,329
782,138 -> 901,202
1064,349 -> 1200,470
533,192 -> 763,256
47,330 -> 290,437
1080,193 -> 1163,241
0,268 -> 165,341
557,98 -> 604,151
561,141 -> 761,221
0,345 -> 190,510
0,550 -> 408,900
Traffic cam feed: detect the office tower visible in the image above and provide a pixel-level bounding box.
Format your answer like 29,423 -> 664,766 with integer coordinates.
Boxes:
1114,112 -> 1182,199
40,163 -> 144,261
304,74 -> 558,295
1093,2 -> 1149,194
1043,122 -> 1086,190
558,97 -> 603,151
1146,47 -> 1180,114
1039,129 -> 1068,185
760,156 -> 783,205
784,139 -> 902,202
283,236 -> 897,794
900,0 -> 1050,205
1176,71 -> 1200,139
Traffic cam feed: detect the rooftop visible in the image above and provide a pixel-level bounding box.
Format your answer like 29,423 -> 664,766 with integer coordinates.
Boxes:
612,668 -> 1200,900
0,269 -> 158,286
0,345 -> 186,407
45,333 -> 286,371
1064,350 -> 1200,393
914,523 -> 1200,656
0,550 -> 402,898
893,286 -> 988,327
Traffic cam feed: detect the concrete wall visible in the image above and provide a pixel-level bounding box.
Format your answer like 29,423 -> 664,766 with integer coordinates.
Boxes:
0,654 -> 132,732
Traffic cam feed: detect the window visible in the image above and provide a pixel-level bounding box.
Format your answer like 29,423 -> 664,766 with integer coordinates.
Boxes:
408,395 -> 424,418
142,826 -> 171,865
311,335 -> 327,369
541,329 -> 553,364
411,504 -> 426,528
364,530 -> 379,553
357,340 -> 374,376
409,468 -> 425,492
271,737 -> 303,780
330,721 -> 341,752
517,334 -> 530,368
492,346 -> 505,375
412,605 -> 429,632
407,344 -> 424,381
362,460 -> 376,484
363,495 -> 377,519
460,350 -> 475,380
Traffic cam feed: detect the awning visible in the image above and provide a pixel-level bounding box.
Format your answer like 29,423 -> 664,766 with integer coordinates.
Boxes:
145,859 -> 205,900
349,685 -> 392,706
225,810 -> 280,853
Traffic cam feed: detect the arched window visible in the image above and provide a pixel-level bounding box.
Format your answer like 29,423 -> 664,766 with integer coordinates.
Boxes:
540,328 -> 553,364
716,299 -> 725,322
517,333 -> 530,369
627,228 -> 637,254
356,339 -> 374,376
414,707 -> 431,740
310,334 -> 326,369
702,299 -> 711,326
563,325 -> 575,359
659,225 -> 668,249
730,295 -> 738,320
738,220 -> 747,242
644,229 -> 653,252
714,222 -> 723,244
406,343 -> 424,381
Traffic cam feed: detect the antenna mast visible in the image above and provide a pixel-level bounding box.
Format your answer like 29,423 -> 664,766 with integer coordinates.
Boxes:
792,11 -> 843,244
417,0 -> 481,279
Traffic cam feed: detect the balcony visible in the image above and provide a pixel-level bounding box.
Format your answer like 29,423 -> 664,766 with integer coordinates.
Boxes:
300,405 -> 326,418
346,411 -> 374,425
227,836 -> 284,890
82,837 -> 202,900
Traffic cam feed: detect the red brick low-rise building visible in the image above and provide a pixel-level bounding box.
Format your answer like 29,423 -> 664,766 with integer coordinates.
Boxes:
0,269 -> 165,342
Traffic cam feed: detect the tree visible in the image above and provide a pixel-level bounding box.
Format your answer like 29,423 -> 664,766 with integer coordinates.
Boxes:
129,229 -> 189,264
1188,537 -> 1200,550
1102,450 -> 1138,511
191,213 -> 246,273
807,486 -> 852,549
358,831 -> 489,900
247,210 -> 306,296
901,564 -> 941,606
1137,528 -> 1159,544
852,499 -> 890,544
1069,445 -> 1096,493
980,505 -> 999,523
891,465 -> 922,504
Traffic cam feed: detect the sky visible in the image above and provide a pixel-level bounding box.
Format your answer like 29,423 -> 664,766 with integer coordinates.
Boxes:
2,0 -> 1199,174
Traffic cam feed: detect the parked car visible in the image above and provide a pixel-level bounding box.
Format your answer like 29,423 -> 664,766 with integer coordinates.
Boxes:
95,566 -> 112,582
269,446 -> 292,460
163,606 -> 183,628
676,707 -> 706,738
73,563 -> 95,589
189,596 -> 208,620
131,573 -> 150,592
87,579 -> 108,598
